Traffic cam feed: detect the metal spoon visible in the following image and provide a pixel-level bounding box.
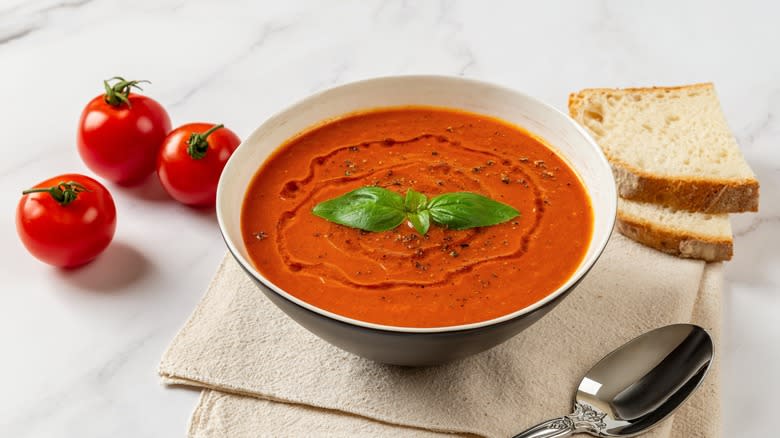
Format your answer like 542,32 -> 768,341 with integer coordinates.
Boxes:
512,324 -> 713,438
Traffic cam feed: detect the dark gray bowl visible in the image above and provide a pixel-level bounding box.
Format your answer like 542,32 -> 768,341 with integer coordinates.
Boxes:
216,76 -> 616,366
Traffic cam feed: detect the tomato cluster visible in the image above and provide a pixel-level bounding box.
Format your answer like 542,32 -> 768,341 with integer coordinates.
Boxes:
17,77 -> 241,268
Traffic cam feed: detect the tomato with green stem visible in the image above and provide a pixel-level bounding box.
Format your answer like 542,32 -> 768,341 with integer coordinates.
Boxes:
157,123 -> 241,207
77,77 -> 171,185
17,174 -> 117,268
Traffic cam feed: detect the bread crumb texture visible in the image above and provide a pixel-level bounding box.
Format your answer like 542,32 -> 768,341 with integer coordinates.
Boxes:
618,198 -> 731,240
570,83 -> 755,180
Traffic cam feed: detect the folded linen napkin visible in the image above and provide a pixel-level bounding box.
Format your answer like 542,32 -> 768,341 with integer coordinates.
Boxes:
160,233 -> 722,437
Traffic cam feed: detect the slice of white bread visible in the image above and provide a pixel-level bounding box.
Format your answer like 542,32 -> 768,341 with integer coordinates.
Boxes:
569,83 -> 759,213
617,198 -> 733,262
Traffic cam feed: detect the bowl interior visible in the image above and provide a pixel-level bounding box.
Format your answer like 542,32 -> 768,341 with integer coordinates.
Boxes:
216,75 -> 617,333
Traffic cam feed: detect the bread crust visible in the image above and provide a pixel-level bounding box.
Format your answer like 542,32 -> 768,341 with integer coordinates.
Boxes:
616,210 -> 733,262
568,85 -> 760,213
568,82 -> 716,98
610,161 -> 759,213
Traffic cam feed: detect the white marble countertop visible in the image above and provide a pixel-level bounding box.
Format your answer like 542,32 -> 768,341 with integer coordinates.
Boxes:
1,1 -> 777,436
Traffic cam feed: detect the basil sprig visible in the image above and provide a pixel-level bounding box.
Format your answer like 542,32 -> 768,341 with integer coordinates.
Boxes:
312,187 -> 519,235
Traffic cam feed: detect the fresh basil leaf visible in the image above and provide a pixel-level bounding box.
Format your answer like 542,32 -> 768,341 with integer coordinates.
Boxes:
313,186 -> 519,235
427,192 -> 519,230
312,187 -> 405,232
404,189 -> 427,213
407,209 -> 431,235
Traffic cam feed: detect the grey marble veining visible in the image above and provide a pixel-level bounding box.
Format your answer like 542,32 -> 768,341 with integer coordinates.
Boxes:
0,1 -> 778,436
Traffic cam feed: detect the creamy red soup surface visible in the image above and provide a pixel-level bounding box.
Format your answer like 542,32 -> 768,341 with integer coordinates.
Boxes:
241,107 -> 594,327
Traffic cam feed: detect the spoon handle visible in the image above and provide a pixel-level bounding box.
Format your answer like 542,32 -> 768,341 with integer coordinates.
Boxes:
510,417 -> 576,438
512,401 -> 608,438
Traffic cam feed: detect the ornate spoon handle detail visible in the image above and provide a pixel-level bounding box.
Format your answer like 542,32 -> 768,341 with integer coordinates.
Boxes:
511,401 -> 608,438
511,416 -> 576,438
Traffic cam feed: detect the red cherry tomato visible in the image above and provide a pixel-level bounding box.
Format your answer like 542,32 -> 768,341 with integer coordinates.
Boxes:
157,123 -> 241,207
17,174 -> 117,268
77,77 -> 171,185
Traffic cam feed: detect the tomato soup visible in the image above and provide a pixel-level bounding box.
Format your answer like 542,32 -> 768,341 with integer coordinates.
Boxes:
241,107 -> 593,327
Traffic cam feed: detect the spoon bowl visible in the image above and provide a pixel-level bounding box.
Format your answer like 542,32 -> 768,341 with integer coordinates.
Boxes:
513,324 -> 714,437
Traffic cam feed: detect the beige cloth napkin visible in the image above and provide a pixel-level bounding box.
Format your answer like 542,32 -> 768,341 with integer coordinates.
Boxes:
160,233 -> 722,437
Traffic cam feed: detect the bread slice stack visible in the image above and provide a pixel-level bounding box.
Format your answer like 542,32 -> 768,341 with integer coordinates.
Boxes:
569,83 -> 759,261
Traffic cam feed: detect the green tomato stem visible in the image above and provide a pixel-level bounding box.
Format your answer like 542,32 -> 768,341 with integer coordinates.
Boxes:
186,124 -> 224,160
103,76 -> 150,107
22,181 -> 90,206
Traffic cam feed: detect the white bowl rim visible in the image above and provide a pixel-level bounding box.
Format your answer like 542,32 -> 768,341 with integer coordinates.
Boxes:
216,74 -> 617,334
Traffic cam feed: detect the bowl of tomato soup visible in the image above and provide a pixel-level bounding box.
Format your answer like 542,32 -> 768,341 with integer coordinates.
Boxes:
217,76 -> 616,366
